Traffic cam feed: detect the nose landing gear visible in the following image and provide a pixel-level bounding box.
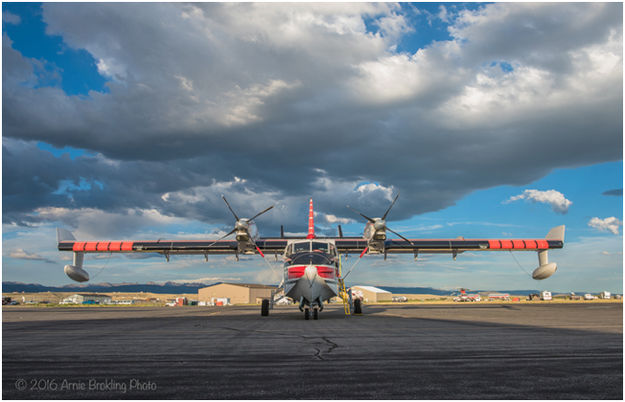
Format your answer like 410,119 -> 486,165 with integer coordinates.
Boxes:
304,308 -> 310,320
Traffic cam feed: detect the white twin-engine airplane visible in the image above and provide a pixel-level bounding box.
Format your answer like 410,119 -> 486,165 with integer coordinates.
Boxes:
57,195 -> 565,320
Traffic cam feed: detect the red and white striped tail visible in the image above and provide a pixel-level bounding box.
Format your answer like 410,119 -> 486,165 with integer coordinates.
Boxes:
306,198 -> 315,239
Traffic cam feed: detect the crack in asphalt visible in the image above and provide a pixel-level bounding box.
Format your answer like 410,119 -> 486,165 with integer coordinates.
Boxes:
311,336 -> 338,360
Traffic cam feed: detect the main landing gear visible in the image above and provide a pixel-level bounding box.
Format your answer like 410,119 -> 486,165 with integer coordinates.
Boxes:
261,299 -> 269,316
353,298 -> 362,315
303,307 -> 320,320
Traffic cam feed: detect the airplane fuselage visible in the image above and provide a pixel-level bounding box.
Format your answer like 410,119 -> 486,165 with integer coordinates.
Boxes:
283,240 -> 340,311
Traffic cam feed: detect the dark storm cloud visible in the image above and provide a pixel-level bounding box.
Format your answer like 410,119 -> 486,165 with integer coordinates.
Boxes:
2,3 -> 622,235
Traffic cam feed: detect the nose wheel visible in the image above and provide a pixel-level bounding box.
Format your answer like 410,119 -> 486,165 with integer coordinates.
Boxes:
313,307 -> 319,320
304,308 -> 310,320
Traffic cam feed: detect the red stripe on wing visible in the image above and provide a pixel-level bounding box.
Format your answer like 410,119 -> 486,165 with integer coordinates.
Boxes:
488,240 -> 501,249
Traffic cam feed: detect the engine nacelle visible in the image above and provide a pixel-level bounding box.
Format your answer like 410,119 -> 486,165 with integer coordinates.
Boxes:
64,265 -> 89,282
364,222 -> 386,241
532,263 -> 557,280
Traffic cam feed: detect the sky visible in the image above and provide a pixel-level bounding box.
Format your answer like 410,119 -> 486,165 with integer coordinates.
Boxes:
2,2 -> 623,292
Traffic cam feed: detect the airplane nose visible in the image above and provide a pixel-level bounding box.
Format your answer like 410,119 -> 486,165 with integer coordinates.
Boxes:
304,265 -> 316,287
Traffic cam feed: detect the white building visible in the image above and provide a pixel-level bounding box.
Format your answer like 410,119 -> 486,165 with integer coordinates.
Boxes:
350,286 -> 392,303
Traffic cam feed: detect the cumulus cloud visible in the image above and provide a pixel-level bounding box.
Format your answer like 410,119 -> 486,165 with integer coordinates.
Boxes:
588,217 -> 623,235
506,189 -> 572,214
1,3 -> 621,237
3,11 -> 21,25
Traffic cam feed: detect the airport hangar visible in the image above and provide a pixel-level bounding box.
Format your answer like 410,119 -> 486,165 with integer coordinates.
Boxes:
198,283 -> 276,304
351,286 -> 392,302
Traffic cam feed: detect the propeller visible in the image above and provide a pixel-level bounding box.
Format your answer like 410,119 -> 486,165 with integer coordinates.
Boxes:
222,195 -> 273,238
206,196 -> 274,247
347,192 -> 413,244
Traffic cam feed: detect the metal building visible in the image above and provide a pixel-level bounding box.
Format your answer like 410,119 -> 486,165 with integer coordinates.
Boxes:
350,286 -> 392,303
198,283 -> 276,305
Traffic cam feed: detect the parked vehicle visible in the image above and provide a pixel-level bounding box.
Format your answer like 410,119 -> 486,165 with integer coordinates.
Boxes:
584,293 -> 596,300
541,291 -> 552,301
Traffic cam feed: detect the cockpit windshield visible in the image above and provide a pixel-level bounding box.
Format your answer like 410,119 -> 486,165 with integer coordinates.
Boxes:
290,252 -> 332,265
287,241 -> 336,257
311,242 -> 329,253
292,242 -> 310,254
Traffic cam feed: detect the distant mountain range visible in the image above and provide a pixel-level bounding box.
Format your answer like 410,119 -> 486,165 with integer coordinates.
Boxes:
2,281 -> 213,294
2,281 -> 551,295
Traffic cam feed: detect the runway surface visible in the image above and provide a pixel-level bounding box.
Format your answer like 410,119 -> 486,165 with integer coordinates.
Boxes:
3,303 -> 622,399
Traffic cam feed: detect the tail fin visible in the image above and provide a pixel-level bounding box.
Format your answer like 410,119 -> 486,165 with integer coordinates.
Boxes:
57,228 -> 76,242
306,198 -> 315,239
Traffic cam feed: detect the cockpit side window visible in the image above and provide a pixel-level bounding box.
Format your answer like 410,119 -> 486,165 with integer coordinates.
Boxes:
328,244 -> 337,256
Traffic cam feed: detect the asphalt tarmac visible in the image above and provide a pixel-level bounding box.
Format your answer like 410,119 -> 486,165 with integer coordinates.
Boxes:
3,303 -> 622,399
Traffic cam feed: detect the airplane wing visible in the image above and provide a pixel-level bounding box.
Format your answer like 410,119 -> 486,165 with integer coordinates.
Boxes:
333,225 -> 565,280
334,230 -> 564,254
57,237 -> 288,256
56,227 -> 290,283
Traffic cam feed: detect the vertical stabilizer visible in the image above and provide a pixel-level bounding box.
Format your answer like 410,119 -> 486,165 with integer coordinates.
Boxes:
307,198 -> 315,239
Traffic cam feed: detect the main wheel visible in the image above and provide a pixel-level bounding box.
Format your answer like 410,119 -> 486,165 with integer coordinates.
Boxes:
261,299 -> 269,316
353,298 -> 362,315
304,308 -> 310,320
313,308 -> 319,320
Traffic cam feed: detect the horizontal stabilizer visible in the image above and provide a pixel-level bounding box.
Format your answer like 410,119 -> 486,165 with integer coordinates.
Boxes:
545,225 -> 565,241
56,228 -> 76,242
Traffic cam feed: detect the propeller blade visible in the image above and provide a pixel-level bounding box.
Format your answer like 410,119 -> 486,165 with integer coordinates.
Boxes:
206,228 -> 237,249
248,205 -> 274,222
387,227 -> 413,245
382,192 -> 400,220
346,205 -> 376,224
221,195 -> 240,221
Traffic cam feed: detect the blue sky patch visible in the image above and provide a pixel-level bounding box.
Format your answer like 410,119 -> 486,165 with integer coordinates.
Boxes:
2,2 -> 109,95
37,141 -> 95,160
